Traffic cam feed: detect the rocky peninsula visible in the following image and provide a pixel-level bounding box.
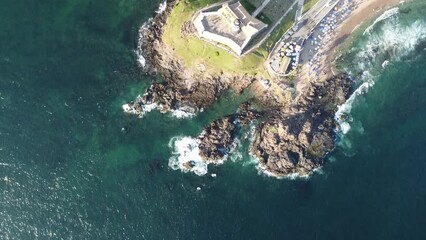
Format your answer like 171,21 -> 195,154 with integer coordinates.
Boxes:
124,0 -> 354,178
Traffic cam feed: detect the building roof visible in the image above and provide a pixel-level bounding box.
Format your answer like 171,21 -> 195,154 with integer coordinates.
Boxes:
226,2 -> 267,31
193,1 -> 268,55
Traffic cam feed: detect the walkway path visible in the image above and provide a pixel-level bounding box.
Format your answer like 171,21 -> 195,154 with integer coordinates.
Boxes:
252,0 -> 271,17
267,0 -> 341,76
294,0 -> 305,22
242,0 -> 299,55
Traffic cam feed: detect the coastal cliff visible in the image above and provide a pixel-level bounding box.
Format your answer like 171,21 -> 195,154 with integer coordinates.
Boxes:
125,1 -> 354,178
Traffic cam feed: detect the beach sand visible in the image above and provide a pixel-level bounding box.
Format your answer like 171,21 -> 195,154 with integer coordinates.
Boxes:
295,0 -> 405,93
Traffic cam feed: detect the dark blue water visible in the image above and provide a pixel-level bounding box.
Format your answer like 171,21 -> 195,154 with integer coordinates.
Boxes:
1,0 -> 425,239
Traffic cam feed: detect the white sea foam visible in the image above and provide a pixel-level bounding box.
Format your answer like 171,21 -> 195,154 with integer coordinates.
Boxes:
140,103 -> 158,114
255,163 -> 317,180
381,60 -> 390,69
135,1 -> 167,68
228,139 -> 243,162
137,54 -> 146,68
170,106 -> 197,119
135,19 -> 153,69
168,134 -> 238,175
335,79 -> 374,134
229,151 -> 243,162
122,94 -> 161,118
363,7 -> 399,35
156,1 -> 167,14
335,17 -> 426,136
124,95 -> 198,119
168,136 -> 208,176
122,103 -> 133,113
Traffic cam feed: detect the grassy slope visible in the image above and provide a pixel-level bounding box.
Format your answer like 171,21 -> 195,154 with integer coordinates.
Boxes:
162,0 -> 268,76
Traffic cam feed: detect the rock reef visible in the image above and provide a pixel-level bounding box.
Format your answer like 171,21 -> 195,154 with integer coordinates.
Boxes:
125,1 -> 354,178
251,75 -> 353,177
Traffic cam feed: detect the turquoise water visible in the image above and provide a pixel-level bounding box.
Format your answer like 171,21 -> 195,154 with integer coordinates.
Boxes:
1,0 -> 426,239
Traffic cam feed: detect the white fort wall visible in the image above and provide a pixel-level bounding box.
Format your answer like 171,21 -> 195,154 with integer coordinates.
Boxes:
194,13 -> 244,55
193,2 -> 267,56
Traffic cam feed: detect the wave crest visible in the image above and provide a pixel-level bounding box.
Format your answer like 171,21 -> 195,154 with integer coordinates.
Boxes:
336,12 -> 426,138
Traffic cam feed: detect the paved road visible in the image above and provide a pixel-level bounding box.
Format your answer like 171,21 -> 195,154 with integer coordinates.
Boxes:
291,0 -> 340,42
252,0 -> 271,17
294,0 -> 305,22
267,0 -> 341,76
243,0 -> 298,55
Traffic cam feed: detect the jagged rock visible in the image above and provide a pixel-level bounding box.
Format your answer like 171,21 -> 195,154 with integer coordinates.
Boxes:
126,0 -> 354,178
198,103 -> 263,161
251,74 -> 353,177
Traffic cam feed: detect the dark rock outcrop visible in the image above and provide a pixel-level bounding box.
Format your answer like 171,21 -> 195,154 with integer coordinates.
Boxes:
126,0 -> 354,178
198,103 -> 262,161
251,74 -> 353,177
128,1 -> 256,115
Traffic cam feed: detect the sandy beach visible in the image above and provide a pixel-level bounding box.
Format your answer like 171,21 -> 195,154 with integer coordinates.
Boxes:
296,0 -> 405,92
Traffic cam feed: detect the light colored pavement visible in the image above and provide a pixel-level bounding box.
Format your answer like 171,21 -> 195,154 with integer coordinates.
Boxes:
267,0 -> 342,76
294,0 -> 305,22
252,0 -> 272,17
291,0 -> 340,41
242,0 -> 299,55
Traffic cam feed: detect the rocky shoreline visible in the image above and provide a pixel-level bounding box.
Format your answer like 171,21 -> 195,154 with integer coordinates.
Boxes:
124,1 -> 354,178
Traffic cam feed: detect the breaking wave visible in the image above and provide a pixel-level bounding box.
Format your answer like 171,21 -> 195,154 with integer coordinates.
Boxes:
168,136 -> 209,176
122,94 -> 159,118
168,133 -> 245,176
135,20 -> 151,69
363,7 -> 399,35
135,1 -> 167,68
156,1 -> 167,14
170,106 -> 197,119
168,135 -> 233,176
255,164 -> 322,180
335,9 -> 426,138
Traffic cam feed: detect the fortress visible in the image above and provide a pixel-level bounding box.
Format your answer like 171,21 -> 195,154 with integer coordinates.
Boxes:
193,1 -> 268,55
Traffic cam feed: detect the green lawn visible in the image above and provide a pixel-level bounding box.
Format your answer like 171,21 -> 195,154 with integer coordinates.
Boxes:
161,0 -> 268,77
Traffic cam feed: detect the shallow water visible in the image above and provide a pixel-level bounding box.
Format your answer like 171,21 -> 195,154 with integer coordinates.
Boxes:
1,0 -> 426,239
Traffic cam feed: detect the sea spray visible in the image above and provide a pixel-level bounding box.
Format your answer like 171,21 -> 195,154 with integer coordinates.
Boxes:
363,7 -> 399,35
123,93 -> 197,119
168,136 -> 209,176
169,106 -> 197,119
155,1 -> 167,14
135,1 -> 168,69
135,20 -> 152,69
255,164 -> 319,180
168,132 -> 250,175
122,94 -> 161,118
335,78 -> 374,135
335,12 -> 426,138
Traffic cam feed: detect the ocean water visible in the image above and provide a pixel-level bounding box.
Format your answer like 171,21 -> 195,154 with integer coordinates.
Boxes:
1,0 -> 426,239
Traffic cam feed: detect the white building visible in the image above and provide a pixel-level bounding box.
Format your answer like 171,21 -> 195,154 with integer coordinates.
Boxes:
193,1 -> 268,55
